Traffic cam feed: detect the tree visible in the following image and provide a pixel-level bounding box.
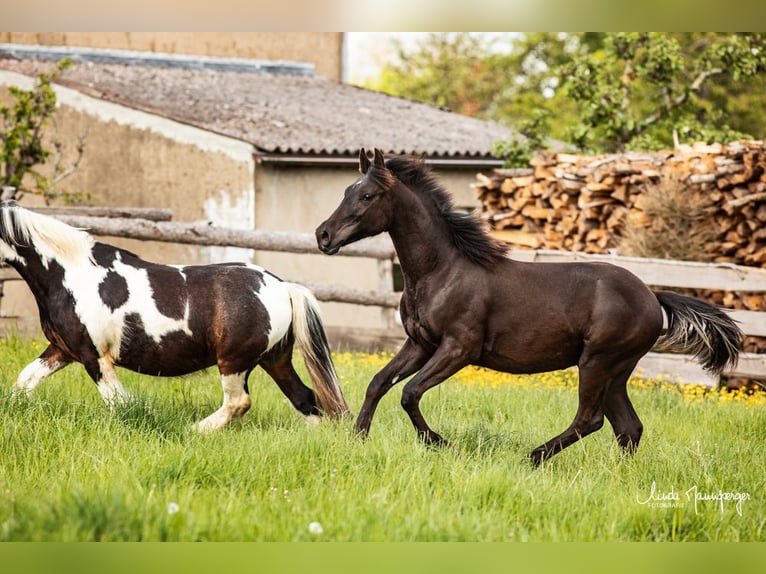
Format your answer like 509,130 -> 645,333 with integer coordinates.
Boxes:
1,58 -> 86,203
368,32 -> 515,118
559,33 -> 766,154
365,33 -> 766,166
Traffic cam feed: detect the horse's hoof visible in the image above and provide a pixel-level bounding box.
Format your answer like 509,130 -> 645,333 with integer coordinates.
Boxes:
304,414 -> 322,427
528,448 -> 546,467
353,427 -> 370,441
420,431 -> 450,448
195,420 -> 221,434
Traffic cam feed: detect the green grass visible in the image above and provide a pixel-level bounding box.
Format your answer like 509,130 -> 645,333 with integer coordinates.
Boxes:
0,337 -> 764,541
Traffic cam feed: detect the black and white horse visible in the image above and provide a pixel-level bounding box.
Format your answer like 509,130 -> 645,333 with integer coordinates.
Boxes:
1,202 -> 349,430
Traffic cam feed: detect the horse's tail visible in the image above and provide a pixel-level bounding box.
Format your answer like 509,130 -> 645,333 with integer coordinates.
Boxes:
285,283 -> 350,418
653,290 -> 743,375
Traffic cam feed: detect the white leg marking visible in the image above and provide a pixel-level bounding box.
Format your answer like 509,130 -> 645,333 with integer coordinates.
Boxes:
196,372 -> 251,433
14,358 -> 66,396
304,414 -> 322,427
96,356 -> 131,406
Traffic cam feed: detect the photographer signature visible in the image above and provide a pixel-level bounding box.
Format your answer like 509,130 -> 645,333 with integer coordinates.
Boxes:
636,481 -> 750,516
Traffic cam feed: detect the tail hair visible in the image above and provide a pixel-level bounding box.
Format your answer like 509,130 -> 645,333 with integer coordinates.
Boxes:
285,283 -> 350,418
653,290 -> 743,375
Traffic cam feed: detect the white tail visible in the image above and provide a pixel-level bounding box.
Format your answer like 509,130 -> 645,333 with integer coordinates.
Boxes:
285,283 -> 350,417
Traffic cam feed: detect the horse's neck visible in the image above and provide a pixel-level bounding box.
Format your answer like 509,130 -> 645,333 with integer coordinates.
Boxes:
6,250 -> 59,302
388,186 -> 457,284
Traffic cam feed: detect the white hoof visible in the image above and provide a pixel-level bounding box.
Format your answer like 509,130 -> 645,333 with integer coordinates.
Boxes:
304,414 -> 322,427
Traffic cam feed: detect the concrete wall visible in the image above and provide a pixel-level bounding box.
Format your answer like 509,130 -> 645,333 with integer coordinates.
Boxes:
0,33 -> 343,81
0,70 -> 255,333
252,163 -> 485,332
253,164 -> 390,331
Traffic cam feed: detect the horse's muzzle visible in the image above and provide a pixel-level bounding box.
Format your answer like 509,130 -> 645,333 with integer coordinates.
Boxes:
315,226 -> 340,255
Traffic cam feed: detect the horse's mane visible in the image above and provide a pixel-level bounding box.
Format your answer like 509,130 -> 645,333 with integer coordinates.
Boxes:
0,203 -> 94,265
378,155 -> 508,267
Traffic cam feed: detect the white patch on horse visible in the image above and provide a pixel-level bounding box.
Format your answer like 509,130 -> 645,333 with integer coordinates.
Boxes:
96,355 -> 130,406
61,254 -> 191,360
304,414 -> 322,426
196,371 -> 251,432
61,257 -> 112,350
14,358 -> 63,395
254,267 -> 293,351
112,258 -> 192,343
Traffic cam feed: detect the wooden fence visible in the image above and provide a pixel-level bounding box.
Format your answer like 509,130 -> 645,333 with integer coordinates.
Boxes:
2,211 -> 765,386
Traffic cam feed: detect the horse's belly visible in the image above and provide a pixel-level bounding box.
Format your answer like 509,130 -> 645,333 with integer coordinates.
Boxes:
477,352 -> 578,375
479,331 -> 582,374
116,330 -> 215,376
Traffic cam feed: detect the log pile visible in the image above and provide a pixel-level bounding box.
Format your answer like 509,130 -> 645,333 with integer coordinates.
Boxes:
474,140 -> 766,365
475,140 -> 766,267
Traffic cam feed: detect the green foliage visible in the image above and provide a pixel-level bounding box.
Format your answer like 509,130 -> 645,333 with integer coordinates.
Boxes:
490,109 -> 550,167
561,33 -> 766,153
368,33 -> 514,117
366,33 -> 766,165
0,58 -> 86,203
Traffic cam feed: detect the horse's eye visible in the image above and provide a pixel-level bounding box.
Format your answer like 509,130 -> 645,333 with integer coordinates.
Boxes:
361,193 -> 373,202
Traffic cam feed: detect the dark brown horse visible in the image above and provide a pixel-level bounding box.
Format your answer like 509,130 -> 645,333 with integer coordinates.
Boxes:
316,148 -> 742,465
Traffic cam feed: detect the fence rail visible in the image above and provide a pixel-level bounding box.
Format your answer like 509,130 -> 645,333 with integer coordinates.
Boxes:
1,214 -> 764,385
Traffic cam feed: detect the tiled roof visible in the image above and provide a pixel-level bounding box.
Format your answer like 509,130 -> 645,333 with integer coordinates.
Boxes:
0,47 -> 512,161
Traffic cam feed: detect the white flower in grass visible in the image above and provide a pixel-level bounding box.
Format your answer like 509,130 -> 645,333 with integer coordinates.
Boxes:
167,502 -> 180,515
308,521 -> 324,535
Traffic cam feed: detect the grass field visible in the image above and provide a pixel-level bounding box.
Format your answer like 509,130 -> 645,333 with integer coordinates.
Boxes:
0,336 -> 763,541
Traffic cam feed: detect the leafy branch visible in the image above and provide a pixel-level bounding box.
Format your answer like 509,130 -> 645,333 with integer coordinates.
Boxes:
1,58 -> 87,203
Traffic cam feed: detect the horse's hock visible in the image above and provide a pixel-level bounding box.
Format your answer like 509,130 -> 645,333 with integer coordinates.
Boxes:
475,140 -> 766,366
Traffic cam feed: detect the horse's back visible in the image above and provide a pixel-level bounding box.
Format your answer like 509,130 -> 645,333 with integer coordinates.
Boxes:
105,258 -> 293,376
477,258 -> 663,372
182,262 -> 293,347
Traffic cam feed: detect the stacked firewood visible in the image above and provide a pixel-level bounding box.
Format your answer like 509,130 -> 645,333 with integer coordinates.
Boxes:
474,141 -> 766,363
475,140 -> 766,266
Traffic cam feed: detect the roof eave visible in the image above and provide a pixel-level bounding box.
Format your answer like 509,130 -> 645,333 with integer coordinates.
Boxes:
254,152 -> 504,169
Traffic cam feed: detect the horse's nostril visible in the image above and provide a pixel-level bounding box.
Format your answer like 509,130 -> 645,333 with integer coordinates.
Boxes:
319,230 -> 330,245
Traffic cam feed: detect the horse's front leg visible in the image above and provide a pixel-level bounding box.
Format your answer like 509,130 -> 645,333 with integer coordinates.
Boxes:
399,336 -> 472,446
13,344 -> 71,396
82,353 -> 131,407
355,337 -> 431,438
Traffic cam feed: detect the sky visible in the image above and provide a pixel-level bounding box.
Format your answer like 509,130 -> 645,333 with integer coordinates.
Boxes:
344,32 -> 428,85
343,32 -> 518,86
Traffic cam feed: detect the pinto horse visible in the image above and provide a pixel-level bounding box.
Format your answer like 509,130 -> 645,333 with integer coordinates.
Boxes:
1,202 -> 349,430
316,148 -> 742,465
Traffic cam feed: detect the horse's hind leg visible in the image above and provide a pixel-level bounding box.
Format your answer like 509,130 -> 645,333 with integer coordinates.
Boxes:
602,364 -> 643,453
529,355 -> 638,466
196,370 -> 252,433
14,344 -> 71,396
260,344 -> 322,424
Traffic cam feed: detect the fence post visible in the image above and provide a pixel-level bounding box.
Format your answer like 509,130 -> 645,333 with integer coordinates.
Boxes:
377,258 -> 396,329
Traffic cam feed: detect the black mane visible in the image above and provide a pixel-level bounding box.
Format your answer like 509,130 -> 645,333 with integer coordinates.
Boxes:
382,155 -> 508,267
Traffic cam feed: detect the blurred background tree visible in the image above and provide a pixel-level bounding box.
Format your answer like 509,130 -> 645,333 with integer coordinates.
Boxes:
365,33 -> 766,166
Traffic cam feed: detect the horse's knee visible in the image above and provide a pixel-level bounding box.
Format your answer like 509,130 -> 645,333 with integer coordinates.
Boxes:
575,412 -> 604,436
400,385 -> 420,412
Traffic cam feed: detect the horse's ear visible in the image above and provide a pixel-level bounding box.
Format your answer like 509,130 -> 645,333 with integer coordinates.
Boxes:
373,148 -> 386,168
359,148 -> 371,174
